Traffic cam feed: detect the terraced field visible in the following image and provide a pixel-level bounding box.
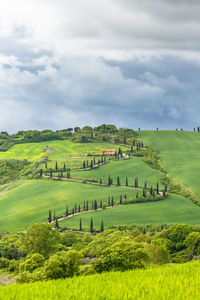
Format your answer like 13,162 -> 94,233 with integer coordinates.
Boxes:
71,156 -> 164,188
0,180 -> 139,232
59,194 -> 200,229
0,140 -> 126,162
139,131 -> 200,196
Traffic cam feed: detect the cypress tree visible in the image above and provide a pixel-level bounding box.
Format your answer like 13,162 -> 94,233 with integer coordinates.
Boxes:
124,194 -> 127,199
120,195 -> 122,204
79,218 -> 82,231
90,160 -> 93,169
84,200 -> 86,211
90,218 -> 94,233
55,217 -> 59,229
50,170 -> 52,178
150,186 -> 153,196
83,161 -> 86,169
100,178 -> 102,185
55,161 -> 58,171
156,182 -> 159,194
126,177 -> 128,187
72,208 -> 74,215
53,211 -> 56,221
66,205 -> 68,217
101,220 -> 104,232
93,157 -> 96,165
108,196 -> 110,206
94,200 -> 97,210
48,210 -> 52,223
108,175 -> 111,186
86,201 -> 89,211
39,169 -> 43,177
144,181 -> 147,189
45,162 -> 47,169
78,204 -> 81,213
117,176 -> 120,186
75,204 -> 77,213
63,163 -> 66,171
58,172 -> 61,179
86,161 -> 89,168
111,197 -> 114,206
131,146 -> 133,153
120,151 -> 123,158
136,192 -> 139,198
100,200 -> 102,208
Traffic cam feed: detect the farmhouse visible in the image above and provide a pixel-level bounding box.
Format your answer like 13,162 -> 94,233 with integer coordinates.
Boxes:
103,149 -> 116,155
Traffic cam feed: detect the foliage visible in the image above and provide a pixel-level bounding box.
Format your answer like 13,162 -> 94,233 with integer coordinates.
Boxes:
23,224 -> 60,258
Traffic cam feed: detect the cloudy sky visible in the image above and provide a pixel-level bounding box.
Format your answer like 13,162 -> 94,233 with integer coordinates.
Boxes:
0,0 -> 199,132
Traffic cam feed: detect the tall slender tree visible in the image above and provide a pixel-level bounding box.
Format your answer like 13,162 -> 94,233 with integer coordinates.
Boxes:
94,200 -> 98,210
108,196 -> 111,206
53,211 -> 56,221
75,204 -> 77,213
86,201 -> 89,211
78,204 -> 81,213
90,218 -> 94,233
55,217 -> 59,229
84,200 -> 86,211
126,177 -> 128,187
101,220 -> 104,232
79,218 -> 82,231
63,163 -> 66,171
66,205 -> 68,217
111,196 -> 114,206
156,182 -> 159,194
45,162 -> 48,169
48,210 -> 52,223
120,195 -> 122,205
55,161 -> 58,171
117,176 -> 120,186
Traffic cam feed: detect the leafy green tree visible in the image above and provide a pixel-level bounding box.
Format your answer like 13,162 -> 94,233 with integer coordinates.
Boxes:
20,254 -> 45,273
44,250 -> 81,280
144,244 -> 170,265
185,232 -> 200,256
94,240 -> 149,273
23,224 -> 60,258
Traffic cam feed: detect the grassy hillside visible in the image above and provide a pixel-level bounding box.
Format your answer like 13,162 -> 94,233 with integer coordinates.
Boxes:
72,156 -> 164,187
0,140 -> 125,162
0,180 -> 139,232
1,261 -> 200,299
138,131 -> 200,196
59,194 -> 200,229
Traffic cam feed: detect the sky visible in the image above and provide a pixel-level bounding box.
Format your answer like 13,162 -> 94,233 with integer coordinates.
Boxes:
0,0 -> 200,132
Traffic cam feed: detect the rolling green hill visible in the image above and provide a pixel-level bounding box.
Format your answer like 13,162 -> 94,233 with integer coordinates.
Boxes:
138,131 -> 200,196
71,156 -> 164,188
0,180 -> 139,232
59,193 -> 200,229
0,140 -> 125,163
1,261 -> 200,299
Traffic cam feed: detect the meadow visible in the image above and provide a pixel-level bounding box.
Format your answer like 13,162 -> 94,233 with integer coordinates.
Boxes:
59,193 -> 200,229
0,179 -> 139,232
0,140 -> 125,162
1,261 -> 200,299
71,156 -> 164,188
139,131 -> 200,196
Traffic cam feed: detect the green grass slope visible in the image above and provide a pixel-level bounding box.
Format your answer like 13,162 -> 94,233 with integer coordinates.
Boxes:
0,180 -> 138,232
72,157 -> 164,187
1,261 -> 200,300
60,194 -> 200,229
139,130 -> 200,196
0,140 -> 124,162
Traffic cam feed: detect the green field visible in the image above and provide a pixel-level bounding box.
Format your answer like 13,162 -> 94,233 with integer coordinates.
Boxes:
0,180 -> 139,232
71,157 -> 164,188
59,193 -> 200,229
139,131 -> 200,196
1,261 -> 200,299
0,140 -> 125,162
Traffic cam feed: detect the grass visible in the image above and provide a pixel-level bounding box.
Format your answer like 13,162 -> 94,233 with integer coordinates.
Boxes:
59,193 -> 200,229
0,140 -> 125,162
72,156 -> 164,188
139,131 -> 200,196
0,180 -> 139,232
1,261 -> 200,299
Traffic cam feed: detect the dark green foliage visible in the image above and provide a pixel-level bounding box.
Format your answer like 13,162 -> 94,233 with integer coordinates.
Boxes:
48,210 -> 52,223
66,206 -> 68,217
79,219 -> 82,231
101,220 -> 104,232
90,218 -> 94,233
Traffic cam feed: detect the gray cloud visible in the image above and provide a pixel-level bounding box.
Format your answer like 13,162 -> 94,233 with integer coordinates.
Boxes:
0,0 -> 199,132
